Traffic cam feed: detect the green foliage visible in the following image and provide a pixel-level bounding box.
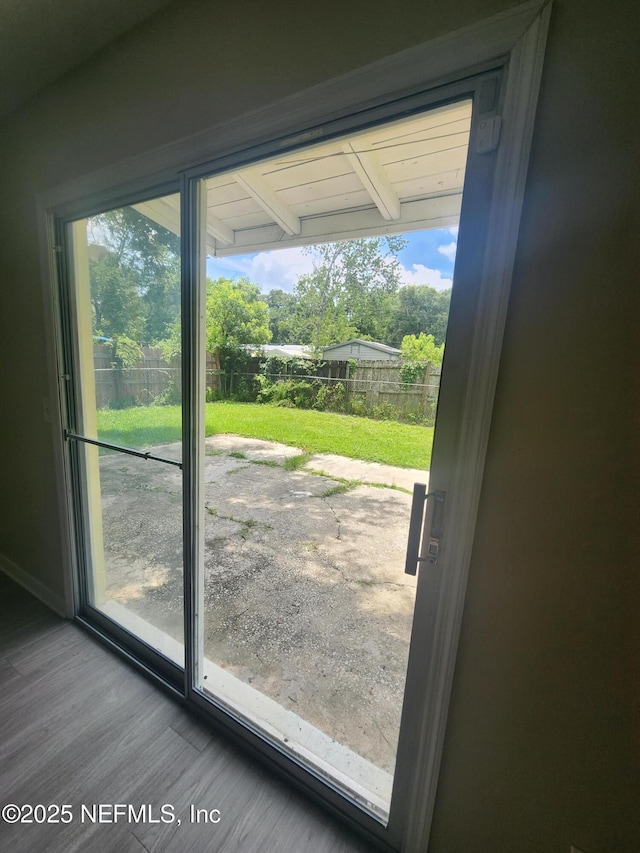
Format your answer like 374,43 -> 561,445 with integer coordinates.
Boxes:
203,277 -> 271,400
283,452 -> 313,471
228,375 -> 256,403
399,332 -> 443,387
206,277 -> 271,352
399,361 -> 426,385
256,377 -> 318,409
266,289 -> 298,343
291,236 -> 407,351
157,319 -> 181,361
256,359 -> 348,414
345,393 -> 434,426
314,482 -> 356,498
152,372 -> 182,406
108,396 -> 139,410
400,332 -> 444,363
88,206 -> 181,346
388,285 -> 451,347
90,253 -> 143,344
110,335 -> 143,369
313,382 -> 346,413
260,355 -> 318,378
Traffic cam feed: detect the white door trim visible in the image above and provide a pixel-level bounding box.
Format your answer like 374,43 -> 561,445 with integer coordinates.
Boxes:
399,6 -> 552,852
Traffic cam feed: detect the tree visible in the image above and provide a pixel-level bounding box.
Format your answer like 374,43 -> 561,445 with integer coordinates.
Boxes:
88,206 -> 181,351
399,332 -> 444,387
206,277 -> 271,351
88,206 -> 181,404
291,236 -> 407,352
400,332 -> 444,366
266,289 -> 298,343
387,285 -> 451,347
161,274 -> 271,350
89,251 -> 143,366
206,277 -> 271,397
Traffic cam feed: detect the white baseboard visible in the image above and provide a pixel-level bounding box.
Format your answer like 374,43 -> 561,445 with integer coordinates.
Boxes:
0,552 -> 68,617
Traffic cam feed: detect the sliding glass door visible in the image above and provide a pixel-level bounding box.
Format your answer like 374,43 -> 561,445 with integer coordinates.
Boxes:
57,71 -> 504,850
62,195 -> 185,674
185,97 -> 476,827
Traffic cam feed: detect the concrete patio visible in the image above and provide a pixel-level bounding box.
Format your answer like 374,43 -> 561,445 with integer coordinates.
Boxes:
95,435 -> 428,807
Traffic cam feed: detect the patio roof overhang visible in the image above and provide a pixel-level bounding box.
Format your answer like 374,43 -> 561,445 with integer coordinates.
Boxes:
134,99 -> 471,256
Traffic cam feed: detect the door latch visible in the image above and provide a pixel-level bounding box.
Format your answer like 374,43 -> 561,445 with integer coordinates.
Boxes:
404,485 -> 446,575
475,114 -> 501,154
425,489 -> 445,566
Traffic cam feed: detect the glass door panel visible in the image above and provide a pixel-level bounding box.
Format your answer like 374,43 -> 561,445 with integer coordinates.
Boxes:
65,195 -> 184,666
192,100 -> 472,820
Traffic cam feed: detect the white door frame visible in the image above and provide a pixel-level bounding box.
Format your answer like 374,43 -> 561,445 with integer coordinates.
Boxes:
37,3 -> 551,849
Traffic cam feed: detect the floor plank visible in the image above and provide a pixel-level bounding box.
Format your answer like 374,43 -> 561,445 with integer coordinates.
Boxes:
168,707 -> 214,753
0,574 -> 375,852
0,657 -> 22,690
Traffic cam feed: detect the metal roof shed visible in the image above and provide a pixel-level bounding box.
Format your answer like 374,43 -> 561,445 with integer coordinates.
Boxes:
322,339 -> 401,361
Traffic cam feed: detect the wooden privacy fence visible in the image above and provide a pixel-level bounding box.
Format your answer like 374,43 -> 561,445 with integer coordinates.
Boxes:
348,360 -> 440,417
250,359 -> 441,418
94,344 -> 227,408
93,345 -> 181,409
93,345 -> 441,417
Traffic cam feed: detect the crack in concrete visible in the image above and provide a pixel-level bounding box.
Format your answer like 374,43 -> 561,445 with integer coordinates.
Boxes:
324,498 -> 342,539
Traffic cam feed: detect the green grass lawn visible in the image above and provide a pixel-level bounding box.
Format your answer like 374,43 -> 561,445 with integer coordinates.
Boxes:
96,402 -> 433,469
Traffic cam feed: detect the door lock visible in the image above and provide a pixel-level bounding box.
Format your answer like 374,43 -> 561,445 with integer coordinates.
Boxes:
404,485 -> 446,575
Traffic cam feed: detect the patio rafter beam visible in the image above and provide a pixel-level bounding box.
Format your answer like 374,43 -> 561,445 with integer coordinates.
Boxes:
233,168 -> 301,236
342,141 -> 401,221
134,197 -> 234,250
132,198 -> 180,235
206,215 -> 235,246
212,193 -> 461,257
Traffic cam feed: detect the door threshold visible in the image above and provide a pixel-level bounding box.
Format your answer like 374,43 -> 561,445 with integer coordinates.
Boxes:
99,597 -> 391,819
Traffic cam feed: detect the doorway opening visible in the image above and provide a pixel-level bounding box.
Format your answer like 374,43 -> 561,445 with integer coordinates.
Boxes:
161,99 -> 468,818
65,99 -> 470,819
49,5 -> 551,843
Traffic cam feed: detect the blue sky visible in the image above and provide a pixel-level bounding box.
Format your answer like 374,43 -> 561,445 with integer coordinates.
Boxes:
206,226 -> 458,294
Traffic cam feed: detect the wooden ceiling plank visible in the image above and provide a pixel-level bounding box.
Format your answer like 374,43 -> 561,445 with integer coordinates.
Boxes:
288,189 -> 372,218
354,101 -> 472,145
393,169 -> 465,200
384,149 -> 469,184
264,157 -> 354,192
208,196 -> 265,221
278,173 -> 366,206
375,134 -> 470,168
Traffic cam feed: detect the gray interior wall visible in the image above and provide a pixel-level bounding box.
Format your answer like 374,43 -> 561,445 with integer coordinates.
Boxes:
0,1 -> 637,851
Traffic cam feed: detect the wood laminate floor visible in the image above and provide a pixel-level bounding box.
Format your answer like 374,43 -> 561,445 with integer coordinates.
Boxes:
0,573 -> 376,852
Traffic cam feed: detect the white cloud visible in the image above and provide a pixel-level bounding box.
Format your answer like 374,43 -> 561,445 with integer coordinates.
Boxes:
437,241 -> 458,263
207,246 -> 316,293
216,256 -> 253,276
207,255 -> 253,281
209,244 -> 455,294
247,247 -> 316,293
448,225 -> 459,237
399,263 -> 453,291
